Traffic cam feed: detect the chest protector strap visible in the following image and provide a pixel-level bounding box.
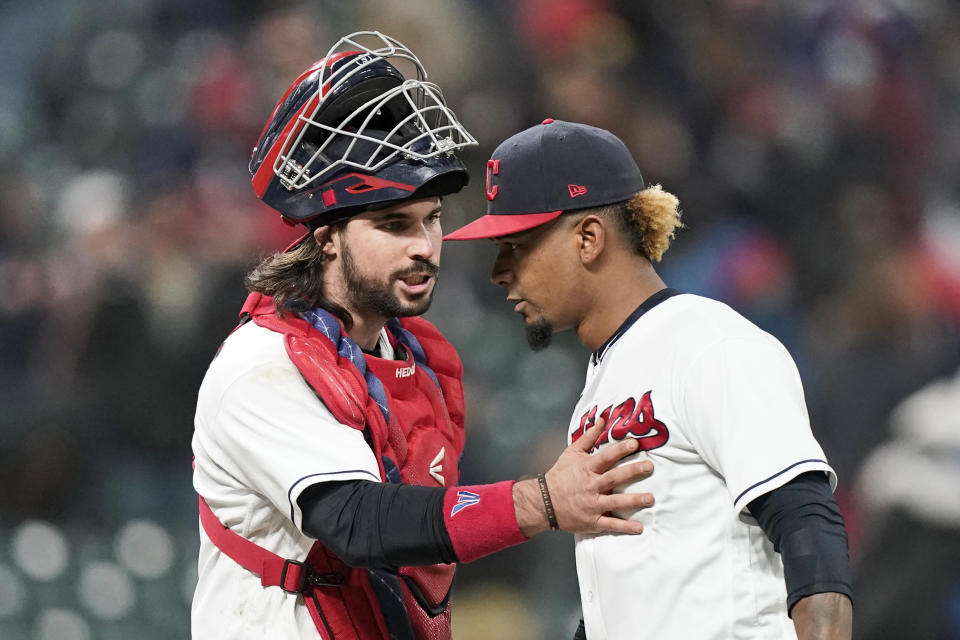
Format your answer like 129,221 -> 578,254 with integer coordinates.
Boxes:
198,494 -> 391,639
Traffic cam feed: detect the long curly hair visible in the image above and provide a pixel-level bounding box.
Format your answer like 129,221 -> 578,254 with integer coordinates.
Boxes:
244,224 -> 354,329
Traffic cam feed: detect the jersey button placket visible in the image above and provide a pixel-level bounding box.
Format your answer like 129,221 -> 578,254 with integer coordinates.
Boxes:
584,537 -> 606,637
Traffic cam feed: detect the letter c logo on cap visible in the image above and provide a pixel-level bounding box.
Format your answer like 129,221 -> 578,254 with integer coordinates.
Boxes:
485,159 -> 500,201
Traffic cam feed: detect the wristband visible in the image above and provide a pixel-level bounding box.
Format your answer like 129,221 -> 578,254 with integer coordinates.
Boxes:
442,481 -> 528,563
537,473 -> 560,531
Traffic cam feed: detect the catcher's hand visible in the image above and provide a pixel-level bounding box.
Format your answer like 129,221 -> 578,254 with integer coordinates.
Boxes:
544,417 -> 654,534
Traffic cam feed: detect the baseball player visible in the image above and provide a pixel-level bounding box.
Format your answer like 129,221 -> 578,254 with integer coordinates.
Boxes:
191,35 -> 654,640
445,119 -> 854,639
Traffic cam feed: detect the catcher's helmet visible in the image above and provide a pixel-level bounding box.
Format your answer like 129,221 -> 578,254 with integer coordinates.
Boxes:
250,31 -> 477,227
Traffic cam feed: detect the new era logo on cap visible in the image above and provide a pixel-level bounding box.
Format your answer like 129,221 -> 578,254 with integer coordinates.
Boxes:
444,119 -> 645,241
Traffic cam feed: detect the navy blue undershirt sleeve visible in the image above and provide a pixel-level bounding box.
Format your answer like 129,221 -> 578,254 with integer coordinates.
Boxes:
298,479 -> 456,569
747,471 -> 853,613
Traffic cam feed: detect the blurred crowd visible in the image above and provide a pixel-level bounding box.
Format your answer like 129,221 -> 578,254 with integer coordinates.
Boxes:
1,0 -> 959,638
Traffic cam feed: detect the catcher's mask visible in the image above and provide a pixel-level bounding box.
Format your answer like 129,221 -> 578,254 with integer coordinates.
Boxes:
249,31 -> 477,229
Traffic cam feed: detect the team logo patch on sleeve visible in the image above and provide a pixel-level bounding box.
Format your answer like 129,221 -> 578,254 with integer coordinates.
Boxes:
450,490 -> 481,516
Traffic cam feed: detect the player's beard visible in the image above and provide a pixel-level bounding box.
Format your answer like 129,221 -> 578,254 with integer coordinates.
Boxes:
525,318 -> 553,351
340,241 -> 439,318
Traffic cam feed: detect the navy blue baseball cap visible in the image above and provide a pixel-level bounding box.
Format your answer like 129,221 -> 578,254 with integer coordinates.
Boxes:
444,118 -> 644,240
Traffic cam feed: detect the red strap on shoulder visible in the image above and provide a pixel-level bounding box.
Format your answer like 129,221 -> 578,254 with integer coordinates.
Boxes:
241,294 -> 368,431
198,496 -> 312,592
285,334 -> 367,430
239,292 -> 267,320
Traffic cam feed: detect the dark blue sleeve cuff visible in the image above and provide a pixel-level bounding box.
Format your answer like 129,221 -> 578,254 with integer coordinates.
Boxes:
748,471 -> 854,613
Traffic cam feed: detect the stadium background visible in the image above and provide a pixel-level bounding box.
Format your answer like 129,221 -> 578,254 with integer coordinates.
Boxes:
1,0 -> 959,638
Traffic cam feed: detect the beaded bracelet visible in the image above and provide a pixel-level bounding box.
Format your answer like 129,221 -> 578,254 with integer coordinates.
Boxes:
536,473 -> 560,531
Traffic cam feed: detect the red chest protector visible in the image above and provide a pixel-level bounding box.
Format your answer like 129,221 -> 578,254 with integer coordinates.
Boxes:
199,293 -> 465,640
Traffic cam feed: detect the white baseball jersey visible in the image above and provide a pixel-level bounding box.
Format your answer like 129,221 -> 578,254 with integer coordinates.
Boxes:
191,321 -> 393,639
569,291 -> 836,640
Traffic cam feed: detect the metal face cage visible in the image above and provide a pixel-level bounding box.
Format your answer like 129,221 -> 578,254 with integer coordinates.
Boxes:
272,31 -> 477,192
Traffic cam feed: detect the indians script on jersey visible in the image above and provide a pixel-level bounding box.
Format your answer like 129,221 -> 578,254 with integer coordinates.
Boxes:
570,390 -> 669,452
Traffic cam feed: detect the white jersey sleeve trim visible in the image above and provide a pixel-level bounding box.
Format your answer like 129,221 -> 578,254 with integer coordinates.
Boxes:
287,469 -> 381,525
734,459 -> 838,523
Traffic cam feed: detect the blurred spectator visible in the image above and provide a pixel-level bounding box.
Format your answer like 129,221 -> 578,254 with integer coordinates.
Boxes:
852,367 -> 960,639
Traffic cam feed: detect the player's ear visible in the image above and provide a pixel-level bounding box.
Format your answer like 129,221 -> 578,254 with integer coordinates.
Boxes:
575,214 -> 605,265
313,225 -> 338,260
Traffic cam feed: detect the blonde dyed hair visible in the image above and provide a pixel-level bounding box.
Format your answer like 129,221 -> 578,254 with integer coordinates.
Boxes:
597,184 -> 683,262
